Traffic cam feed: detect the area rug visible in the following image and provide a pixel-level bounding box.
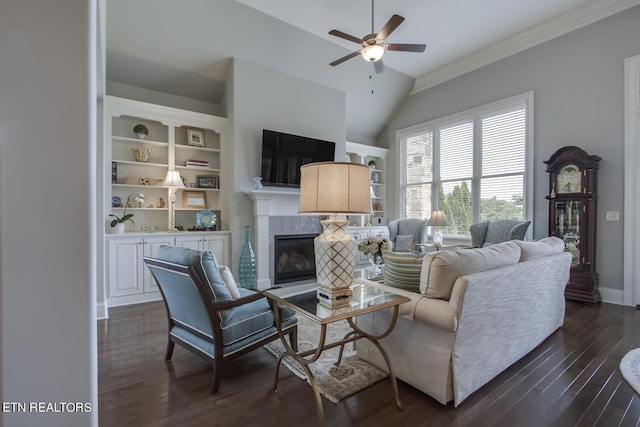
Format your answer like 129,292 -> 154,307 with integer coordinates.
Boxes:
264,316 -> 389,403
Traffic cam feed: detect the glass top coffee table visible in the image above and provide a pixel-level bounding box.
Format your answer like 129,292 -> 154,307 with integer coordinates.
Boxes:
264,281 -> 410,426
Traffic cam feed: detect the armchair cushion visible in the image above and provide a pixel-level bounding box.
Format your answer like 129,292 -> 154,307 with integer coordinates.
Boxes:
156,245 -> 232,302
470,219 -> 531,247
388,219 -> 428,247
394,235 -> 415,252
420,241 -> 521,300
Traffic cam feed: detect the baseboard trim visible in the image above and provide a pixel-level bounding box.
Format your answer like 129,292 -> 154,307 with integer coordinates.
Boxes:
599,287 -> 624,305
96,301 -> 108,320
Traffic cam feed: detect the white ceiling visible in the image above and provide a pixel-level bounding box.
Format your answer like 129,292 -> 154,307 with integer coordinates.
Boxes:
105,0 -> 640,141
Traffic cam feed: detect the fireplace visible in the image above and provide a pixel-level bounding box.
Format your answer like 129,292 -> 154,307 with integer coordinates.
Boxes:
274,234 -> 316,284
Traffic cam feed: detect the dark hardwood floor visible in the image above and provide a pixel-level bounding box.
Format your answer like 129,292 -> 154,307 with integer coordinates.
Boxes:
98,299 -> 640,426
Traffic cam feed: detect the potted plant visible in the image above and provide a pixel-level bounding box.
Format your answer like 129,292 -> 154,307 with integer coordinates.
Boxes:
367,159 -> 377,169
133,124 -> 149,139
108,193 -> 144,234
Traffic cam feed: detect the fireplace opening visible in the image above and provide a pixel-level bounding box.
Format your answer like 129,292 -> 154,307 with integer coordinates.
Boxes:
274,234 -> 316,284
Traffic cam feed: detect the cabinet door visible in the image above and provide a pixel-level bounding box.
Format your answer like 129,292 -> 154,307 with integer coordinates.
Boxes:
175,235 -> 204,250
142,236 -> 175,293
203,234 -> 230,266
108,237 -> 144,297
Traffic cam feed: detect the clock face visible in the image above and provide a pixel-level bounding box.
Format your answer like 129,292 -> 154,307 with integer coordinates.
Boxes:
556,164 -> 581,194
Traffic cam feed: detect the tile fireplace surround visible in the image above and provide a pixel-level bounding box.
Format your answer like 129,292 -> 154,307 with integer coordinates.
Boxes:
247,189 -> 322,289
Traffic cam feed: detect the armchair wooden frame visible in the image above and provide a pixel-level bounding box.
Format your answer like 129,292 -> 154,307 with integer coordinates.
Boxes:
144,257 -> 298,394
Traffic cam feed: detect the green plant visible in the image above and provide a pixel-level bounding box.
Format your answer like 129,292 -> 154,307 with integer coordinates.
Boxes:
368,159 -> 376,167
133,124 -> 149,135
109,193 -> 144,227
109,212 -> 134,227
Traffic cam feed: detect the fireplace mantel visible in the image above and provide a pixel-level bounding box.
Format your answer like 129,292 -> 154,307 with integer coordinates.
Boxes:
246,189 -> 304,289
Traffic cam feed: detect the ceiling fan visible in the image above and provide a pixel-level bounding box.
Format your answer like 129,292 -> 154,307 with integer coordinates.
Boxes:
328,0 -> 426,73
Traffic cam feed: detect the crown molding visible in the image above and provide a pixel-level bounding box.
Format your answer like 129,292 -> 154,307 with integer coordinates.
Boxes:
411,0 -> 640,95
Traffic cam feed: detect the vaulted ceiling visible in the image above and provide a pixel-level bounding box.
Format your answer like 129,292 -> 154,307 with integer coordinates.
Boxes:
106,0 -> 640,141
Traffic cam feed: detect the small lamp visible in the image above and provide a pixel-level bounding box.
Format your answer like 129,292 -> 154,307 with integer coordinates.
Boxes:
427,210 -> 450,249
161,170 -> 185,232
299,162 -> 372,306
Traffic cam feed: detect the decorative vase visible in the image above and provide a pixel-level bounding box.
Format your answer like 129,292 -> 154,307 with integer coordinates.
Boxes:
239,225 -> 257,290
112,223 -> 125,234
368,253 -> 382,277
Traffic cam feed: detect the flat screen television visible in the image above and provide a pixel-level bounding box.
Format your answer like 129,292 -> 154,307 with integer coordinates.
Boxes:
260,129 -> 336,188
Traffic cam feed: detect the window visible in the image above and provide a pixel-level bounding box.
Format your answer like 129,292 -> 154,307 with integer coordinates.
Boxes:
399,92 -> 533,239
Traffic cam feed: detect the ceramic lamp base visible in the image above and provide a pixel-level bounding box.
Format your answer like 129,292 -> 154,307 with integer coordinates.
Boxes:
314,219 -> 356,289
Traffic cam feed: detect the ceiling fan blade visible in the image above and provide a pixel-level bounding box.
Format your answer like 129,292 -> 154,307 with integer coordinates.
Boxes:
328,29 -> 363,45
386,43 -> 426,53
373,60 -> 385,74
329,51 -> 361,67
377,14 -> 404,40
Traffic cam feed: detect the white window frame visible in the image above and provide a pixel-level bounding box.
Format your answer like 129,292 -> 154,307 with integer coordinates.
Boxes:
396,92 -> 534,243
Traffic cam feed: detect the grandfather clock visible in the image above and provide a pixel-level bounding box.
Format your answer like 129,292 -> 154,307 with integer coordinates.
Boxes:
544,146 -> 601,304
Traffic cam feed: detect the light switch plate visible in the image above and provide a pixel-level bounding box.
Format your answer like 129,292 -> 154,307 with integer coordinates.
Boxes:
605,211 -> 620,221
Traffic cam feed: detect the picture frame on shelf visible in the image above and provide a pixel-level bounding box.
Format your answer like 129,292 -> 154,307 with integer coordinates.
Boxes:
197,175 -> 219,189
372,202 -> 382,211
187,129 -> 205,147
183,190 -> 207,209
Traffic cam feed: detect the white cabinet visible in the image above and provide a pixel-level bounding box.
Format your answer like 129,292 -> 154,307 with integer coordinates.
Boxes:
175,231 -> 231,266
346,142 -> 388,227
107,235 -> 173,306
106,231 -> 230,307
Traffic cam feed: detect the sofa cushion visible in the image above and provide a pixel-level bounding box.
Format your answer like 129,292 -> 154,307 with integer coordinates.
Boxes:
419,241 -> 521,300
382,251 -> 424,292
394,235 -> 415,252
514,237 -> 565,261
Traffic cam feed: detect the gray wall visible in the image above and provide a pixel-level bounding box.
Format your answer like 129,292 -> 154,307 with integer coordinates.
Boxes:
381,5 -> 640,296
229,58 -> 346,273
0,0 -> 97,426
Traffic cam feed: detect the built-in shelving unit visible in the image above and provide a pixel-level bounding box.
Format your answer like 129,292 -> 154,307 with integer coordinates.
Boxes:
346,141 -> 389,227
103,96 -> 231,309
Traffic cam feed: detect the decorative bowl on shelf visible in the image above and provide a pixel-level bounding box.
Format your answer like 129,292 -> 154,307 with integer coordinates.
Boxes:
132,147 -> 151,162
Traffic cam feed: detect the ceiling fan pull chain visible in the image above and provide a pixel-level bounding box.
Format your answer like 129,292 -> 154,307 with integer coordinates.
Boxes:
370,74 -> 374,94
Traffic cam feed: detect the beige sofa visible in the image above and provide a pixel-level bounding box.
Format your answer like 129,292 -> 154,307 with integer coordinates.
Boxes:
355,238 -> 571,406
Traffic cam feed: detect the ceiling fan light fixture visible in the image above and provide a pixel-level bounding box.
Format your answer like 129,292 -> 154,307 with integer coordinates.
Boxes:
361,44 -> 385,62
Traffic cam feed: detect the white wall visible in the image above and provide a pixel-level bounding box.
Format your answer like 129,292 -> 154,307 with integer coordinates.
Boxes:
229,58 -> 346,275
0,0 -> 97,425
381,5 -> 640,299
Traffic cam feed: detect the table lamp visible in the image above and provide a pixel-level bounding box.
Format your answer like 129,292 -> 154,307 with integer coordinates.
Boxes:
161,170 -> 185,232
299,162 -> 372,306
427,210 -> 450,249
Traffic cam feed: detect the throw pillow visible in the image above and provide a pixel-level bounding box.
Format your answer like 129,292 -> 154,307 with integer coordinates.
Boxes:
394,235 -> 415,252
419,241 -> 521,300
382,251 -> 424,292
219,265 -> 241,299
514,236 -> 565,262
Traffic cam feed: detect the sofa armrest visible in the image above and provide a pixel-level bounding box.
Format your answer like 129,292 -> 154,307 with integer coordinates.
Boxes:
354,278 -> 457,331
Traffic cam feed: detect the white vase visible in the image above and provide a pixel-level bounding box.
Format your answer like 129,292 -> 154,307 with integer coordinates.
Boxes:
136,133 -> 146,140
112,223 -> 125,234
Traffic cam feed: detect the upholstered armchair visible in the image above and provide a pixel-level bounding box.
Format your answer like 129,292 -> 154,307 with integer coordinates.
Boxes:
387,218 -> 429,252
469,219 -> 531,247
144,245 -> 298,394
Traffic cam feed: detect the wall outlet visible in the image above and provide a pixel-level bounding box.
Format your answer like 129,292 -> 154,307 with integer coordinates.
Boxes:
605,211 -> 620,221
